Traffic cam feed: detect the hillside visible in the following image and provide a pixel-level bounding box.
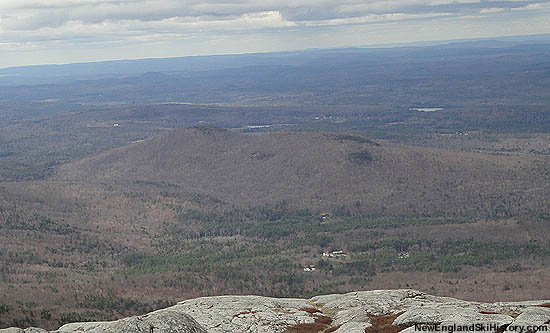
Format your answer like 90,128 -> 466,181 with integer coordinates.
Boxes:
2,127 -> 550,329
58,126 -> 550,217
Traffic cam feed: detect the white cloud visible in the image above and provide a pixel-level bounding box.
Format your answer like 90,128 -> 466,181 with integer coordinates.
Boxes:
0,0 -> 537,32
512,2 -> 550,11
301,12 -> 452,27
0,0 -> 549,67
480,7 -> 507,13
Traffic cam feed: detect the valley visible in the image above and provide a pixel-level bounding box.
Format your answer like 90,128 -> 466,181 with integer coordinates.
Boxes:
0,41 -> 550,330
0,127 -> 549,329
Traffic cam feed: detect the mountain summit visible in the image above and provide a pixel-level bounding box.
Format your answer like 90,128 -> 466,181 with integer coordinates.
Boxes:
6,289 -> 550,332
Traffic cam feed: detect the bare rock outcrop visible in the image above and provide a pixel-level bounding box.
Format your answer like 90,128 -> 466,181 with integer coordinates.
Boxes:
55,308 -> 204,333
2,289 -> 550,332
172,295 -> 314,332
0,329 -> 48,333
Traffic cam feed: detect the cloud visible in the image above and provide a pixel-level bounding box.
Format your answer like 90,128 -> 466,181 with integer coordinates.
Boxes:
512,2 -> 550,11
0,0 -> 549,67
1,0 -> 543,31
300,12 -> 453,27
480,7 -> 507,13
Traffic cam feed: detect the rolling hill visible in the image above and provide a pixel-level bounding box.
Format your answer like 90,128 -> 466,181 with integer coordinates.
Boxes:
57,126 -> 550,218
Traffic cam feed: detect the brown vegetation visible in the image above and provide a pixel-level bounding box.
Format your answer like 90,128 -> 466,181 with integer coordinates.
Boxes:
233,310 -> 257,317
1,128 -> 550,329
364,313 -> 405,333
313,315 -> 333,325
325,325 -> 342,333
284,309 -> 334,332
284,322 -> 331,333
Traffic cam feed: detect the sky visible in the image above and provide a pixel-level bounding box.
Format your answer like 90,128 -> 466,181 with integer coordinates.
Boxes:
1,0 -> 550,68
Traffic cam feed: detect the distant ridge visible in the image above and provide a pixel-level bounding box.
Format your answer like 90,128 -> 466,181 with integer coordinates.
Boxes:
3,34 -> 550,86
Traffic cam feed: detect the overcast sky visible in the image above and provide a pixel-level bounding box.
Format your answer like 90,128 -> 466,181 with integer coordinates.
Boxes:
1,0 -> 550,68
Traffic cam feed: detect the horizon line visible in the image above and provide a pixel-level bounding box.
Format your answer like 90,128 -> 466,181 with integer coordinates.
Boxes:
2,32 -> 550,71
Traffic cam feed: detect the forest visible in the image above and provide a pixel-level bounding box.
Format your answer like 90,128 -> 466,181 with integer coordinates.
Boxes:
1,40 -> 550,329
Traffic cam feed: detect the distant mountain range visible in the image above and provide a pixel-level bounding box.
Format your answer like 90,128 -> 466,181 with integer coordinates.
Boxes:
2,34 -> 550,87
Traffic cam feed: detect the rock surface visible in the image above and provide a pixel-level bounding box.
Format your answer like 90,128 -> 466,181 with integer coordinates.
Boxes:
55,308 -> 205,333
2,289 -> 550,332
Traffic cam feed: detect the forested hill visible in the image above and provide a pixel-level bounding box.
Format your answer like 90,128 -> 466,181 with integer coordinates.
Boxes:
57,126 -> 550,218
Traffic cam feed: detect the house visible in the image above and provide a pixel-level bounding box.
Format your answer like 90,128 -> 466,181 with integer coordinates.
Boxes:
331,250 -> 347,257
319,212 -> 331,223
398,252 -> 410,259
322,250 -> 347,258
